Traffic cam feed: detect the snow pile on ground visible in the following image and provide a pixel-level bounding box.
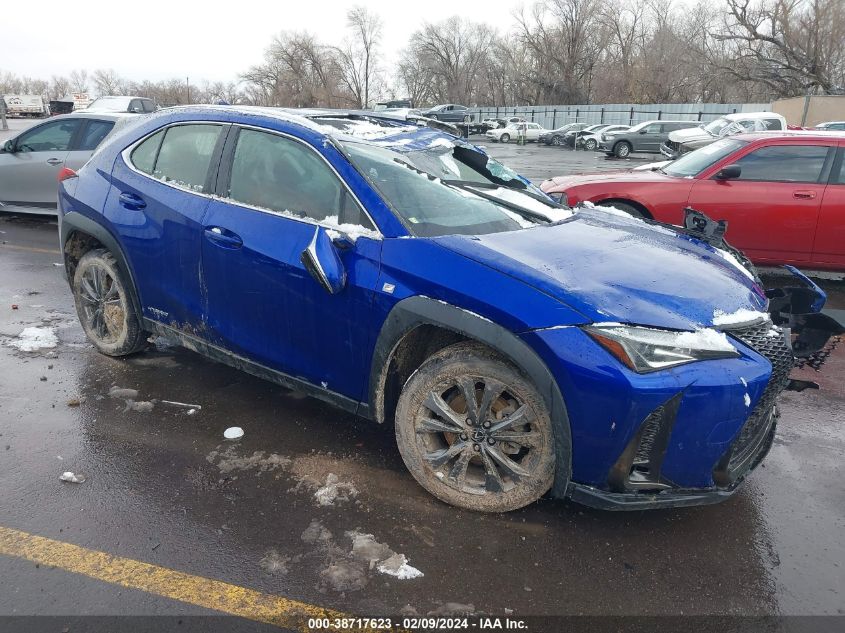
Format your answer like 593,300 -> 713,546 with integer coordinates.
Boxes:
712,308 -> 769,327
314,473 -> 358,506
377,553 -> 425,579
8,327 -> 58,351
59,471 -> 85,483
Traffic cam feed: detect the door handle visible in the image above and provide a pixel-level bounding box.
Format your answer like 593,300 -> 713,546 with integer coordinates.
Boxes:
793,190 -> 816,200
118,191 -> 146,210
204,226 -> 243,249
46,158 -> 63,166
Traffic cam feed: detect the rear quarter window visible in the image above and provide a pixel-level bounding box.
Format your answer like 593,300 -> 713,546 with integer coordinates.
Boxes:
129,129 -> 165,175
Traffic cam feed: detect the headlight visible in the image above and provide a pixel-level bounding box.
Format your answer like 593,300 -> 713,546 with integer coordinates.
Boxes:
585,324 -> 739,373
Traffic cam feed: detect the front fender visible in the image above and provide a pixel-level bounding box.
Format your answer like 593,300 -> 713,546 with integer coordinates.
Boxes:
368,295 -> 573,497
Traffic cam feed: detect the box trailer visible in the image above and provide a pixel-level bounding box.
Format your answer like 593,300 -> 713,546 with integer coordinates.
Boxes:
4,94 -> 47,118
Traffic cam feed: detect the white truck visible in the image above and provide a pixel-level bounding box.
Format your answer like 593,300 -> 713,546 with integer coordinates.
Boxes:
4,95 -> 47,118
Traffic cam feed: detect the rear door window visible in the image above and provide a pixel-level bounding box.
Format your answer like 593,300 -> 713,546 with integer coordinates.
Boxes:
76,119 -> 115,151
15,119 -> 82,152
735,145 -> 831,183
128,124 -> 222,191
764,118 -> 783,130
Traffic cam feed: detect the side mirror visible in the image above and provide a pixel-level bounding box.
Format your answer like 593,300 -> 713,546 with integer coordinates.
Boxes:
2,140 -> 14,153
300,227 -> 347,295
639,129 -> 649,134
715,164 -> 742,180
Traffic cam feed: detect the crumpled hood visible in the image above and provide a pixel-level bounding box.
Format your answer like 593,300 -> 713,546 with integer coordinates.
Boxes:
668,126 -> 711,143
434,208 -> 768,331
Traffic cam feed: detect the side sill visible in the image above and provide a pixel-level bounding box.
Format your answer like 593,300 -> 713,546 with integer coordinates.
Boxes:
144,319 -> 370,419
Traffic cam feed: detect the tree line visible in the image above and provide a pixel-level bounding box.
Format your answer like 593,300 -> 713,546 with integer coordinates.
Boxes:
2,0 -> 843,108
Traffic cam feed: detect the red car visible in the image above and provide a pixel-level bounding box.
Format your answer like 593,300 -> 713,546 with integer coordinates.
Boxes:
540,132 -> 845,270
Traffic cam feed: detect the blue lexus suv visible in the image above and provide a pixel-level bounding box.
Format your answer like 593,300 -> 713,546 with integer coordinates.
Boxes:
56,106 -> 835,512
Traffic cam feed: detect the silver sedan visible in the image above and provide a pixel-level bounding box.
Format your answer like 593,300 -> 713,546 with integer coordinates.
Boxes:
0,111 -> 135,215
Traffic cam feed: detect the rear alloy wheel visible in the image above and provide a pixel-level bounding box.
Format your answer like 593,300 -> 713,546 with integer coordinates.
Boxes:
72,248 -> 147,356
395,342 -> 556,512
428,114 -> 438,120
500,133 -> 510,143
550,135 -> 562,146
614,141 -> 632,158
584,138 -> 598,150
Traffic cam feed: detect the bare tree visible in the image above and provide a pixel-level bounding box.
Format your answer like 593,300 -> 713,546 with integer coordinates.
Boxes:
69,69 -> 89,94
713,0 -> 845,95
336,6 -> 383,108
93,69 -> 123,96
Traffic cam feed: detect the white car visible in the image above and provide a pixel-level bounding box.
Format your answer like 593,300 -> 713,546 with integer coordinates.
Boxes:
481,116 -> 526,130
660,111 -> 786,158
484,122 -> 546,143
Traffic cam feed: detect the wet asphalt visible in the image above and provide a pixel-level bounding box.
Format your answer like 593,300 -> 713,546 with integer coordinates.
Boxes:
0,136 -> 843,625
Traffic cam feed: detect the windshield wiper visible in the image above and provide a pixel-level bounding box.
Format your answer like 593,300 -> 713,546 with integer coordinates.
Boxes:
439,180 -> 553,224
441,179 -> 567,210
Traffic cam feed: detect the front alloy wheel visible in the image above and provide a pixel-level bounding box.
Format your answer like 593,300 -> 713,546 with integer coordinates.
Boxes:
396,342 -> 556,512
584,138 -> 597,150
500,133 -> 510,143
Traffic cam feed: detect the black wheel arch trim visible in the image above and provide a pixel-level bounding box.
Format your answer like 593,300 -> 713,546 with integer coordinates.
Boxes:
369,295 -> 573,497
60,211 -> 143,319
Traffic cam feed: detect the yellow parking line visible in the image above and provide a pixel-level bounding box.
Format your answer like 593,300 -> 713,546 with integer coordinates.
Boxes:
0,242 -> 62,255
0,526 -> 354,631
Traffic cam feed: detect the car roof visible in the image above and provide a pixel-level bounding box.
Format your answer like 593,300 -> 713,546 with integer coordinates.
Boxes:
733,129 -> 845,142
722,111 -> 780,120
141,105 -> 461,150
50,111 -> 134,121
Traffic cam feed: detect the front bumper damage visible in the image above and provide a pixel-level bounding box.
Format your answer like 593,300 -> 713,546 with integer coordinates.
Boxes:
541,209 -> 844,510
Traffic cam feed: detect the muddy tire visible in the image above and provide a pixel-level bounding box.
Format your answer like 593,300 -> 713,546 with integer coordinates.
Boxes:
395,342 -> 556,513
613,141 -> 632,158
72,248 -> 147,356
499,133 -> 510,143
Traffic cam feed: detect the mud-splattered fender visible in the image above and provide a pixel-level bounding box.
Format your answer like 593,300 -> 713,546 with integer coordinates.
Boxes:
367,295 -> 573,498
60,210 -> 143,319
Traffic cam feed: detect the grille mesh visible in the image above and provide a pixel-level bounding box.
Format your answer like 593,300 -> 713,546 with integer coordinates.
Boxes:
726,320 -> 793,470
634,405 -> 664,465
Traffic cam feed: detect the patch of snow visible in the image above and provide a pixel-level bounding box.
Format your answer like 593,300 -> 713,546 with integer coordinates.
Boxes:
674,328 -> 736,352
207,447 -> 290,475
712,308 -> 769,327
740,377 -> 748,388
581,200 -> 638,219
108,386 -> 139,399
8,327 -> 58,351
223,426 -> 244,440
377,553 -> 424,579
125,400 -> 154,413
744,393 -> 751,407
321,215 -> 380,242
425,137 -> 455,149
59,471 -> 85,483
314,473 -> 358,506
714,248 -> 756,281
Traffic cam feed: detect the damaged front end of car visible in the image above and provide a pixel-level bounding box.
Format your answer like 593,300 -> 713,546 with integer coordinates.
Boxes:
566,208 -> 843,510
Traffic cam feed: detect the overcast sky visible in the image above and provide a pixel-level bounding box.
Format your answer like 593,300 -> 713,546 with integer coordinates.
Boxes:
2,0 -> 504,85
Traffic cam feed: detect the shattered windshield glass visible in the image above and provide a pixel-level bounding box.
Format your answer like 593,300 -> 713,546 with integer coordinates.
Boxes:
703,117 -> 732,136
340,140 -> 571,237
